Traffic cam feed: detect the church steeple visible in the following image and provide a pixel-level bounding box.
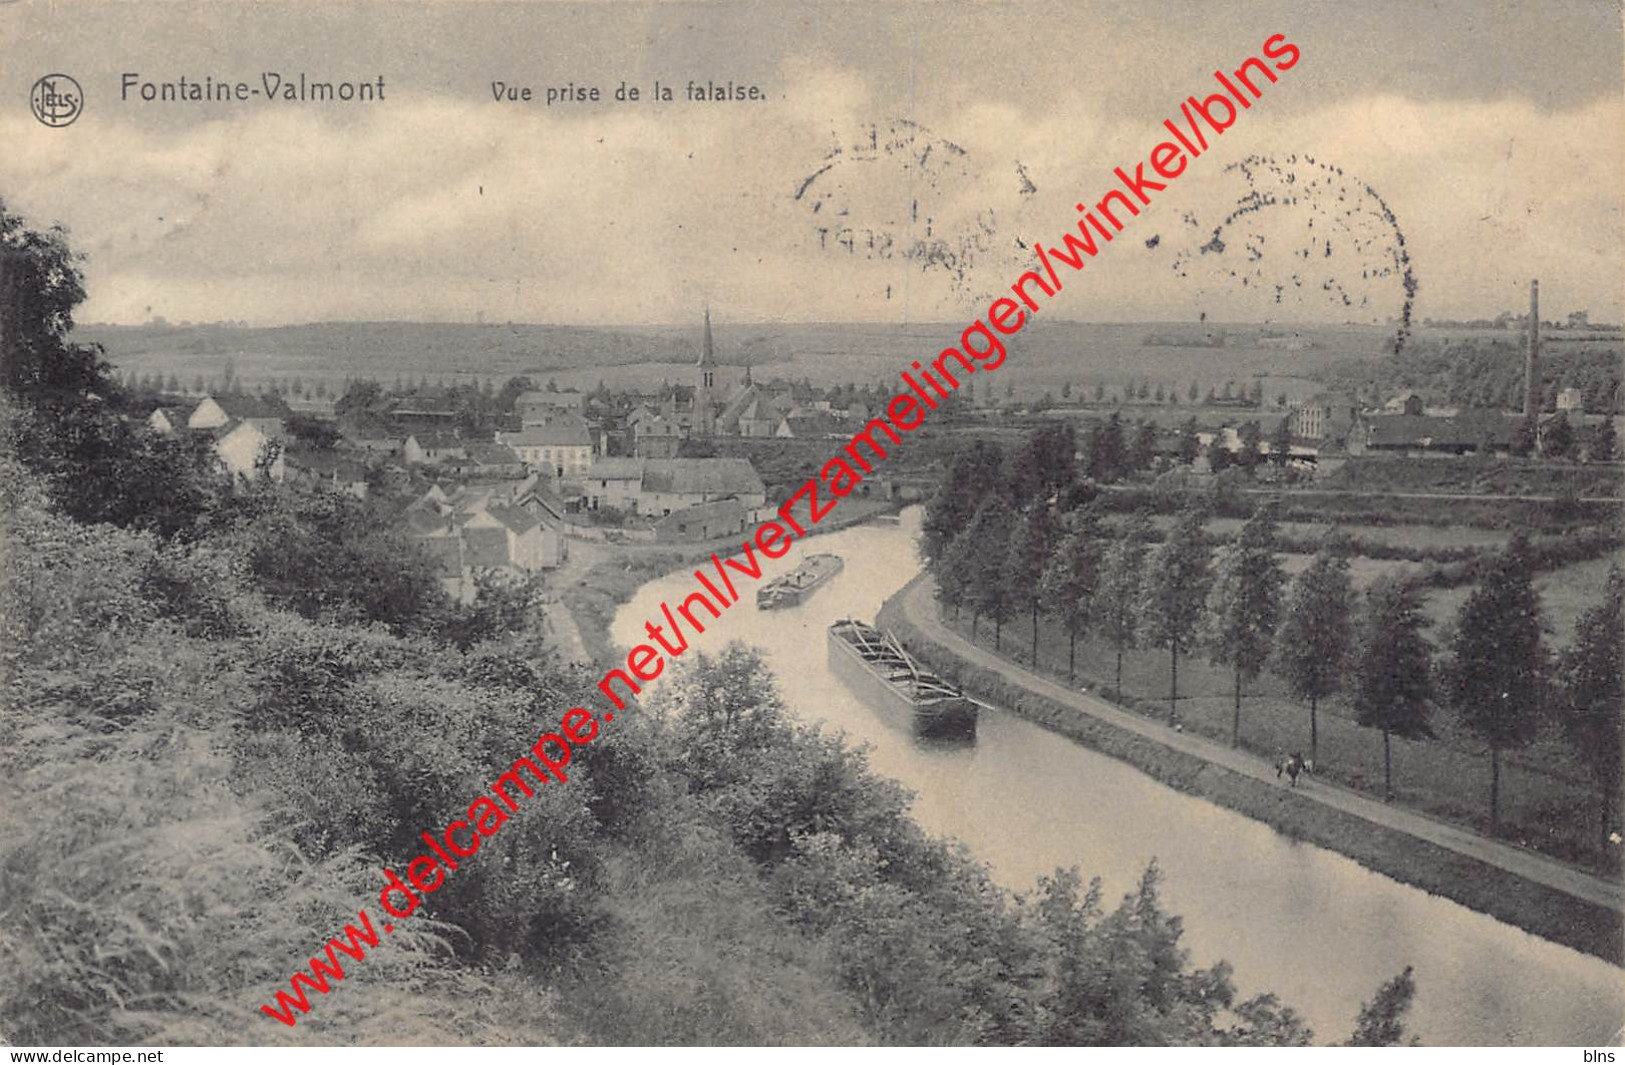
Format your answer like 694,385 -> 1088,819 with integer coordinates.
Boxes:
699,306 -> 716,373
695,306 -> 716,435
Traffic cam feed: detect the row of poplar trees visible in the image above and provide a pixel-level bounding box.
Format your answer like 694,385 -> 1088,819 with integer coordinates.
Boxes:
923,441 -> 1622,846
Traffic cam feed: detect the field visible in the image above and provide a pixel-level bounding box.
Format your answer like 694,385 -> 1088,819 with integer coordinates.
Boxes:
1422,555 -> 1620,650
947,503 -> 1621,871
79,318 -> 1410,400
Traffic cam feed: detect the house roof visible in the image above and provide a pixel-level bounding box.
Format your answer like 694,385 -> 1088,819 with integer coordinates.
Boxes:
463,526 -> 511,569
584,458 -> 647,481
210,394 -> 293,420
502,420 -> 592,448
419,537 -> 465,577
642,458 -> 765,497
655,496 -> 745,529
285,450 -> 369,480
1364,410 -> 1519,449
408,431 -> 465,450
462,441 -> 521,465
780,412 -> 844,437
402,507 -> 453,536
516,389 -> 585,406
485,501 -> 542,535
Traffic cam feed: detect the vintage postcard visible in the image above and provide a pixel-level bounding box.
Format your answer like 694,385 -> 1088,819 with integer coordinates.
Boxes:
1,0 -> 1622,1052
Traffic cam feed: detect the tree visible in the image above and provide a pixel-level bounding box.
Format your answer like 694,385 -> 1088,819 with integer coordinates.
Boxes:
1176,419 -> 1201,466
1513,414 -> 1538,457
1009,506 -> 1060,663
1040,519 -> 1103,681
1129,421 -> 1158,472
933,531 -> 973,620
1007,423 -> 1076,505
1588,421 -> 1616,462
1188,381 -> 1200,403
1202,508 -> 1284,747
1094,382 -> 1106,403
1097,514 -> 1151,702
1346,967 -> 1419,1046
1352,578 -> 1435,800
1557,567 -> 1623,849
1087,413 -> 1127,482
1061,380 -> 1072,399
921,440 -> 1004,563
1542,411 -> 1574,459
285,414 -> 342,449
1235,421 -> 1262,470
1141,506 -> 1212,725
1273,550 -> 1354,765
1268,417 -> 1293,467
1442,536 -> 1546,833
964,495 -> 1017,645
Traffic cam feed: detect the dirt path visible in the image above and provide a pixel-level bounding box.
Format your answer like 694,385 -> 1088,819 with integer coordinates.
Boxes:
898,577 -> 1622,913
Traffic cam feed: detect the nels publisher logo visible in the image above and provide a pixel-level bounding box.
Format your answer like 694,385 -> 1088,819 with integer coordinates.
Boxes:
30,73 -> 83,127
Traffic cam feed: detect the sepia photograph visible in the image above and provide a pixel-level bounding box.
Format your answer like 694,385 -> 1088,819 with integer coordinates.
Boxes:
1,0 -> 1622,1052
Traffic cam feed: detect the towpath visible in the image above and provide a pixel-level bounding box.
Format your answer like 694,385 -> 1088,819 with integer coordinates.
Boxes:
897,576 -> 1623,913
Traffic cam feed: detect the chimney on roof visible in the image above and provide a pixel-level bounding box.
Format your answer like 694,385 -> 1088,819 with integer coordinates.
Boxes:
1523,280 -> 1540,417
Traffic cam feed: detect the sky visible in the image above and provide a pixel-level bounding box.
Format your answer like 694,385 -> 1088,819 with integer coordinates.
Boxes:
1,0 -> 1621,327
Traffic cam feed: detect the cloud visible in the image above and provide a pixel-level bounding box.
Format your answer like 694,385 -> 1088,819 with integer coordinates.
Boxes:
0,59 -> 1617,326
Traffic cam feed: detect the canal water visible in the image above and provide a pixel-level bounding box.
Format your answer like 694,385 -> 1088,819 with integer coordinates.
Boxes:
611,507 -> 1624,1045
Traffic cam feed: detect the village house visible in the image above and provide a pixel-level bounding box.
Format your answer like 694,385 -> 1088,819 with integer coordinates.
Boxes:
499,418 -> 594,476
345,428 -> 404,456
575,456 -> 766,517
403,431 -> 468,466
209,419 -> 286,482
285,395 -> 338,420
283,450 -> 369,499
516,389 -> 589,424
715,384 -> 788,438
631,409 -> 684,458
654,497 -> 750,543
399,482 -> 567,602
1292,392 -> 1362,449
146,394 -> 288,483
775,410 -> 845,439
147,405 -> 190,435
187,393 -> 291,435
637,457 -> 767,516
580,457 -> 648,512
1348,410 -> 1520,456
450,440 -> 526,478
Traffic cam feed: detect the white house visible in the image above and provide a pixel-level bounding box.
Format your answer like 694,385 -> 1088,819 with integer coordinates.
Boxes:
211,420 -> 286,482
500,419 -> 594,477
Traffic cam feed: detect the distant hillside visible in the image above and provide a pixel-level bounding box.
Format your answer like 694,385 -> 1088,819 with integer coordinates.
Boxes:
1316,333 -> 1623,412
78,319 -> 1407,398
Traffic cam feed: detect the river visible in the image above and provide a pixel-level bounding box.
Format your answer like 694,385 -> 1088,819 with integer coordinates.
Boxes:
610,506 -> 1624,1045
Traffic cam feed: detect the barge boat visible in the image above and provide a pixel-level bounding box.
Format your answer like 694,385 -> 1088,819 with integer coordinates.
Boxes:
826,618 -> 978,738
757,553 -> 844,609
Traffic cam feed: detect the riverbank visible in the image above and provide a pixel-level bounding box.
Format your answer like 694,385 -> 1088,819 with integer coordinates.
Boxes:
877,573 -> 1624,967
554,496 -> 904,665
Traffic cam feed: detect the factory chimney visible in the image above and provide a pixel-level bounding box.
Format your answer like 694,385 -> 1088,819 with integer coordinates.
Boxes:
1523,280 -> 1541,417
